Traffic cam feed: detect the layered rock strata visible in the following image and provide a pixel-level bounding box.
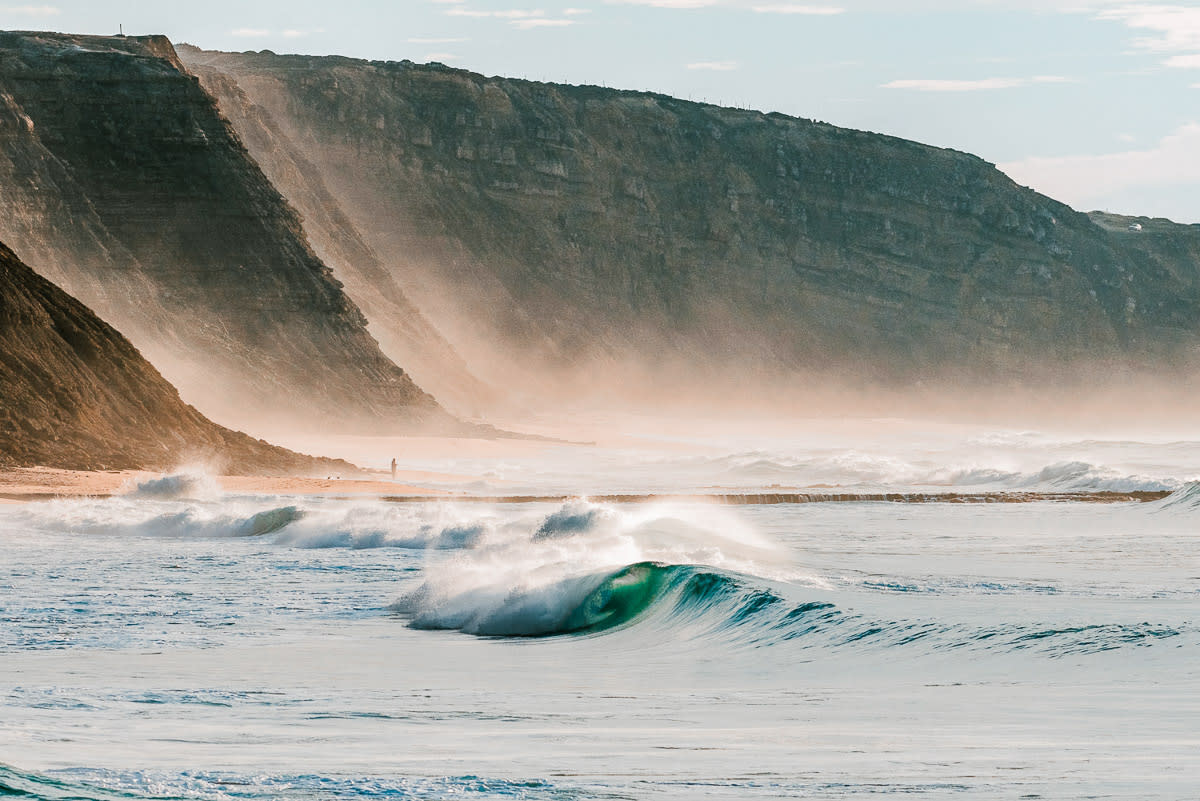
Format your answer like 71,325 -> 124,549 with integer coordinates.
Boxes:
184,46 -> 1200,399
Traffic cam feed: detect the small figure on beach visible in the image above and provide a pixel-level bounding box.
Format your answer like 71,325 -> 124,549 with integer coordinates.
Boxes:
390,458 -> 397,482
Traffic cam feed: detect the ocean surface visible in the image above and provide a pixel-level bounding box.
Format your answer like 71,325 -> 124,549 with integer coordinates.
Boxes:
2,420 -> 1198,799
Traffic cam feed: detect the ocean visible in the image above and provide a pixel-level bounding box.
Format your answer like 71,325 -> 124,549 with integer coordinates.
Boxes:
2,419 -> 1198,799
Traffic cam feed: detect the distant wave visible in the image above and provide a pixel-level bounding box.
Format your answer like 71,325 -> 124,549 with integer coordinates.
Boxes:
1154,481 -> 1200,511
657,449 -> 1183,494
12,494 -> 499,549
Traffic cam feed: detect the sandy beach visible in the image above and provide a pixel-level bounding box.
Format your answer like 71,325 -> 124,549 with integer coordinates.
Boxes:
0,466 -> 457,503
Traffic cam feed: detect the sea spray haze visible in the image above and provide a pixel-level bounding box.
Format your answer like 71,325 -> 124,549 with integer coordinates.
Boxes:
180,46 -> 1200,421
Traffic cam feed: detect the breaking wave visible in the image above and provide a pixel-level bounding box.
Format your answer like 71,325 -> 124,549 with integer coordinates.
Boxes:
393,557 -> 1184,655
656,450 -> 1182,493
382,500 -> 1189,656
932,460 -> 1177,492
1154,481 -> 1200,511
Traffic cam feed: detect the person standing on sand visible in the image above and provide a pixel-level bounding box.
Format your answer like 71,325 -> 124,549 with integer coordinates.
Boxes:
390,458 -> 397,482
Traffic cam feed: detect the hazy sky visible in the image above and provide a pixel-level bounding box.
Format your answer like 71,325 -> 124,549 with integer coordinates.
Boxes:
2,0 -> 1198,222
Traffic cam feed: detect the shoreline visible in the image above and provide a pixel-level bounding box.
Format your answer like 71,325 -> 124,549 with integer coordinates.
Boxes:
0,466 -> 453,503
0,467 -> 1175,505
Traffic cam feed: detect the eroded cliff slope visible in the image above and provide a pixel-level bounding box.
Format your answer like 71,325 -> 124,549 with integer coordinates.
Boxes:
0,240 -> 353,473
184,46 -> 1200,403
0,32 -> 445,431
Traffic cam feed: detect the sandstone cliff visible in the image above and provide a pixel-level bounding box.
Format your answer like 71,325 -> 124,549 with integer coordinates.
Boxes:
0,239 -> 354,473
183,47 -> 1200,403
0,32 -> 446,431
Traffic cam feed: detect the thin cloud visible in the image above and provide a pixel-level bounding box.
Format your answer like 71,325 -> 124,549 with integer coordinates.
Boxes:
1165,53 -> 1200,68
1,5 -> 59,14
609,0 -> 843,9
752,4 -> 844,14
564,7 -> 592,13
447,7 -> 545,17
883,75 -> 1075,91
230,28 -> 271,38
424,52 -> 458,61
687,60 -> 739,70
1095,4 -> 1200,54
445,7 -> 576,27
511,18 -> 576,27
407,37 -> 470,43
608,0 -> 720,7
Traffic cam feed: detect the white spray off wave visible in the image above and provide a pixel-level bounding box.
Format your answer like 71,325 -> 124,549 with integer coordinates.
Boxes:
392,498 -> 806,636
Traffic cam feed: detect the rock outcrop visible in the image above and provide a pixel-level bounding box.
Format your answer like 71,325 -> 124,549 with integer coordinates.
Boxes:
0,239 -> 354,473
0,32 -> 446,431
183,47 -> 1200,402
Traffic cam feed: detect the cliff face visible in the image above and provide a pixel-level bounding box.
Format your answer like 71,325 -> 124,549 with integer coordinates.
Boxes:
0,32 -> 445,430
0,239 -> 352,473
183,47 -> 1200,397
186,65 -> 493,414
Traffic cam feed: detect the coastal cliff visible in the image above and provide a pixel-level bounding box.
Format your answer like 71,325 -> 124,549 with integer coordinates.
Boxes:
0,32 -> 446,430
0,239 -> 353,473
183,47 -> 1200,400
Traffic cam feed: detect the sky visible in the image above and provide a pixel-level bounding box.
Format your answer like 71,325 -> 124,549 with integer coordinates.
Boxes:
1,0 -> 1198,223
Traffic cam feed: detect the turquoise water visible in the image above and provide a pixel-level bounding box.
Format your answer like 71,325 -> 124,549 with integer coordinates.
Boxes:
2,432 -> 1199,798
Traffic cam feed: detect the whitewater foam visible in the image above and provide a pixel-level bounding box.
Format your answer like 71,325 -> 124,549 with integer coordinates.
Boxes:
126,471 -> 223,501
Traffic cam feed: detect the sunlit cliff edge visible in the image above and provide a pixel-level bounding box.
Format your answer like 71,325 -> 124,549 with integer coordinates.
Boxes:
0,239 -> 356,474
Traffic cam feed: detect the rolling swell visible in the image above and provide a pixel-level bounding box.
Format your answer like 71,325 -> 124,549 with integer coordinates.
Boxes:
400,561 -> 1187,658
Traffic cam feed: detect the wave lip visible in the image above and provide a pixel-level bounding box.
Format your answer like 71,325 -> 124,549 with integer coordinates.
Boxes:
397,561 -> 673,637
